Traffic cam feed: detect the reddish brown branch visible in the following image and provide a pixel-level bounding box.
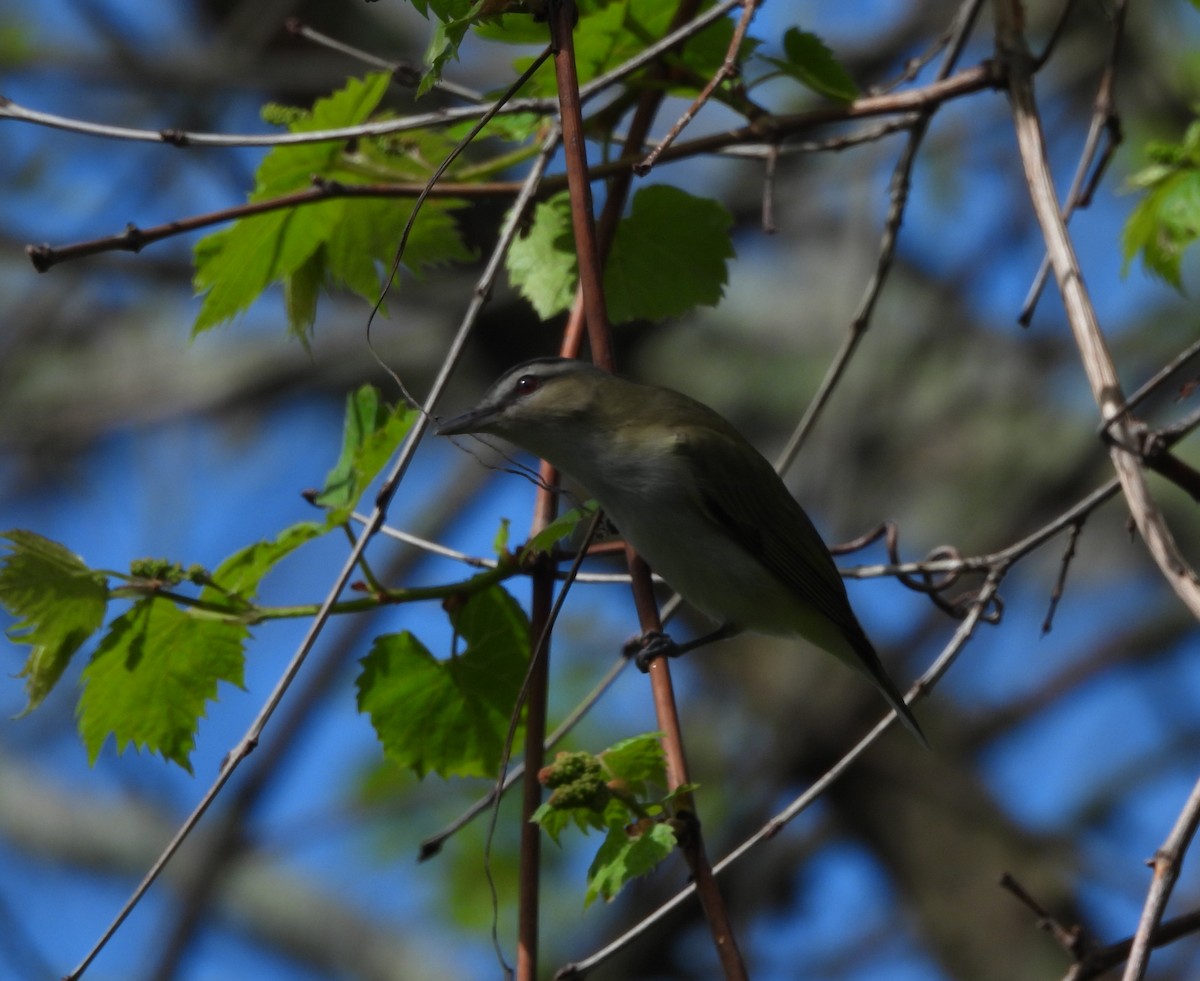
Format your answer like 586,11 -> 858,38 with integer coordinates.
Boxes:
25,179 -> 512,272
548,1 -> 747,978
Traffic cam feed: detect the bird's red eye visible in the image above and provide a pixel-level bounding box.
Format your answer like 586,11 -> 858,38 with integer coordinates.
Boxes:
515,375 -> 540,397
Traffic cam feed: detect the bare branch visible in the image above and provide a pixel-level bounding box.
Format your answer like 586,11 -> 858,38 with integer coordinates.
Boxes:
994,2 -> 1200,623
635,0 -> 763,175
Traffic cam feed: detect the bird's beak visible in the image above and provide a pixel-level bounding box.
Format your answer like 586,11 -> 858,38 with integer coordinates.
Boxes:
435,404 -> 496,437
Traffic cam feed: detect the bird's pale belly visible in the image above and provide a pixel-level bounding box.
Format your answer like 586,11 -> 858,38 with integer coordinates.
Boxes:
599,493 -> 801,636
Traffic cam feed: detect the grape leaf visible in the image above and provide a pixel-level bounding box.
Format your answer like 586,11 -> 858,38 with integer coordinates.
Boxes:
78,599 -> 247,772
315,385 -> 418,523
506,192 -> 577,318
520,504 -> 594,560
586,819 -> 677,905
600,732 -> 668,794
356,585 -> 529,778
1122,121 -> 1200,290
0,531 -> 109,714
208,522 -> 327,601
411,0 -> 489,96
192,73 -> 471,337
605,185 -> 735,323
508,185 -> 735,322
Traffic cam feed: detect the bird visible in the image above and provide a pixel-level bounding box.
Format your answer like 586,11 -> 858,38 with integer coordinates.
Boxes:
437,357 -> 926,745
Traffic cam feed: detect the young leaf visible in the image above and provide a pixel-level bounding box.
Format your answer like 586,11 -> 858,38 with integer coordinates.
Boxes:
208,521 -> 327,601
481,0 -> 747,101
1122,121 -> 1200,290
413,0 -> 489,97
759,27 -> 858,102
531,733 -> 686,901
520,504 -> 593,560
506,192 -> 578,318
585,819 -> 677,905
0,531 -> 109,714
600,732 -> 668,794
315,385 -> 419,523
492,518 -> 511,558
77,599 -> 247,772
509,186 -> 735,323
356,585 -> 529,778
605,185 -> 735,323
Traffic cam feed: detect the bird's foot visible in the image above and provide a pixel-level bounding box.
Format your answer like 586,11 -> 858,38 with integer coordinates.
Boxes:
625,630 -> 683,673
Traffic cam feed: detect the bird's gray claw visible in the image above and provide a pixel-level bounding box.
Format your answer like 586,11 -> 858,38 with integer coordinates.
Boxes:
628,630 -> 681,672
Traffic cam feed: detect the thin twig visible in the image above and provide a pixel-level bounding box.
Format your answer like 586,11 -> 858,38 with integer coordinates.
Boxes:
761,142 -> 779,233
635,0 -> 762,175
27,179 -> 517,272
0,1 -> 743,150
1121,773 -> 1200,980
1065,909 -> 1200,980
995,872 -> 1200,980
24,62 -> 998,272
503,507 -> 602,980
1019,0 -> 1125,325
1110,336 -> 1200,422
284,17 -> 485,102
999,872 -> 1090,958
3,58 -> 995,155
775,0 -> 986,470
1041,520 -> 1084,635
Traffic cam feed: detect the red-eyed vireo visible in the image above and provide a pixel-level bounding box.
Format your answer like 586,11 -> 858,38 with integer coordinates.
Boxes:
437,357 -> 926,745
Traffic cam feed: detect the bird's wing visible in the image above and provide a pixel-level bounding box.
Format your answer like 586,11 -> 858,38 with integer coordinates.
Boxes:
674,427 -> 861,639
674,427 -> 928,747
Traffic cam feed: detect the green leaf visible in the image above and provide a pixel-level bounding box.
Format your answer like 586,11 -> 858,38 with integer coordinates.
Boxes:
759,27 -> 858,102
506,192 -> 578,318
600,733 -> 668,794
509,186 -> 735,323
315,386 -> 419,522
414,0 -> 488,96
253,73 -> 394,199
208,521 -> 327,601
0,531 -> 109,714
356,585 -> 529,778
192,73 -> 471,337
605,185 -> 735,323
585,819 -> 677,905
619,0 -> 756,96
520,504 -> 593,560
1122,161 -> 1200,291
78,599 -> 247,771
528,732 -> 688,900
325,197 -> 472,304
492,518 -> 511,558
483,0 -> 744,100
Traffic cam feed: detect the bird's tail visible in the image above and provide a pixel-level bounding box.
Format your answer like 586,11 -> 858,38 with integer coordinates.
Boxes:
846,630 -> 928,749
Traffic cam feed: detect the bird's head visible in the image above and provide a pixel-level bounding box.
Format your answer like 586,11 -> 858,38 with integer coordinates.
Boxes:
437,358 -> 610,445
